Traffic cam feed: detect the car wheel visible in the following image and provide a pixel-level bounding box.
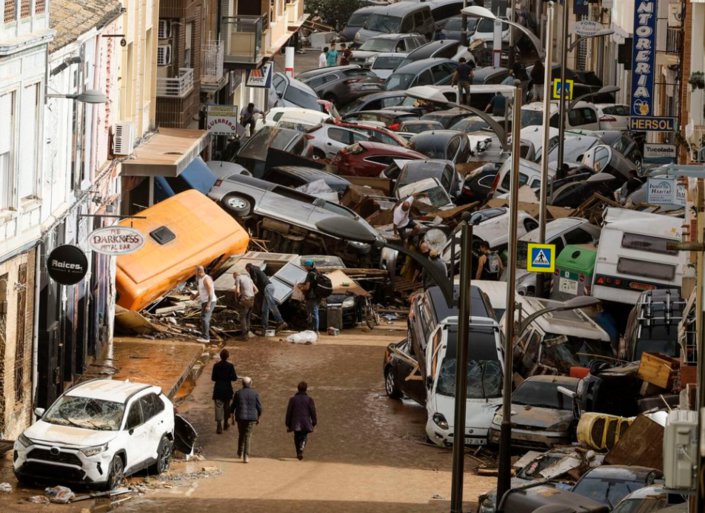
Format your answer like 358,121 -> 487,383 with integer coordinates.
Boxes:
311,149 -> 326,160
223,194 -> 252,218
384,366 -> 403,399
106,454 -> 125,490
150,435 -> 173,475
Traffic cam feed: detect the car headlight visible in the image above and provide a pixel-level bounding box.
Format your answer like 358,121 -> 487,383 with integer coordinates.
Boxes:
492,413 -> 503,426
17,433 -> 33,448
80,443 -> 109,457
365,55 -> 376,64
342,297 -> 355,308
354,32 -> 361,43
432,413 -> 449,430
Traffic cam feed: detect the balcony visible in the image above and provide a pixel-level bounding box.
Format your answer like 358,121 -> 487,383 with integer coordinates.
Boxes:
666,27 -> 681,54
156,68 -> 195,98
222,15 -> 264,65
286,0 -> 305,28
201,41 -> 227,93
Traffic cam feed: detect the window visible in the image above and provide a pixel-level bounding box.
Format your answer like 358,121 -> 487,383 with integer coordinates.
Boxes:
432,64 -> 455,84
0,91 -> 15,210
139,393 -> 165,421
18,83 -> 39,200
14,263 -> 27,402
20,0 -> 30,18
617,258 -> 676,281
125,401 -> 144,429
414,12 -> 424,26
568,108 -> 598,127
283,86 -> 320,111
329,127 -> 353,145
184,22 -> 194,68
4,0 -> 16,21
417,70 -> 434,86
622,233 -> 678,255
366,155 -> 396,166
446,137 -> 460,161
564,228 -> 595,245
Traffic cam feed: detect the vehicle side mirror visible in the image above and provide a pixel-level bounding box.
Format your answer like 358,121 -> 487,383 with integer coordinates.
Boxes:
129,428 -> 135,436
34,407 -> 45,418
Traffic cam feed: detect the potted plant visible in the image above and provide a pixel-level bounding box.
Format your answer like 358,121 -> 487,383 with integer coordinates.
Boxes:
689,71 -> 705,90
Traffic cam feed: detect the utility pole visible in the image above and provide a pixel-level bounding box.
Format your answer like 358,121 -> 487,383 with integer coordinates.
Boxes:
692,179 -> 705,513
556,0 -> 569,173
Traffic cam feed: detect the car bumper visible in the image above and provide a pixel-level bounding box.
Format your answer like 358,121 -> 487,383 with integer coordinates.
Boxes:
488,425 -> 571,450
426,419 -> 489,447
13,442 -> 113,486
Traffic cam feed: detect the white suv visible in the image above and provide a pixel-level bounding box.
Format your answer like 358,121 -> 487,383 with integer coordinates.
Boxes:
14,379 -> 175,489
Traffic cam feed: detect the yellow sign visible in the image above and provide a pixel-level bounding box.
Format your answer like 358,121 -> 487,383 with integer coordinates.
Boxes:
526,243 -> 556,273
552,79 -> 574,100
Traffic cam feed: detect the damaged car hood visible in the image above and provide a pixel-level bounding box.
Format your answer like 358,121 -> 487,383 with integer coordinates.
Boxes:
25,421 -> 117,447
510,405 -> 573,429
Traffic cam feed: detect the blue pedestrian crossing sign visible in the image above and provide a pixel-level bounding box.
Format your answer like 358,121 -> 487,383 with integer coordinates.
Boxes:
526,243 -> 556,273
552,79 -> 574,100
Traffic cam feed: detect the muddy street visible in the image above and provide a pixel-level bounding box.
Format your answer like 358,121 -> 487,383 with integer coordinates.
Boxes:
116,329 -> 496,513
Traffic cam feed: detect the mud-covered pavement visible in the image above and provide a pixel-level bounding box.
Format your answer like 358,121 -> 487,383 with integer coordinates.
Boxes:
0,327 -> 496,512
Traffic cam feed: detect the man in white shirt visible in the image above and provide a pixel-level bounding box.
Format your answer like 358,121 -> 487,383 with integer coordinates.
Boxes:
192,266 -> 217,343
393,196 -> 416,241
318,46 -> 329,68
233,270 -> 258,340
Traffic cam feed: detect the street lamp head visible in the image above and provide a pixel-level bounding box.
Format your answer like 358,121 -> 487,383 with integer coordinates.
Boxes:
315,216 -> 378,244
461,6 -> 496,20
75,89 -> 108,104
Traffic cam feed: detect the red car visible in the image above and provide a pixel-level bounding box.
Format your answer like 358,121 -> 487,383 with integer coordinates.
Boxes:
330,119 -> 408,147
330,141 -> 426,177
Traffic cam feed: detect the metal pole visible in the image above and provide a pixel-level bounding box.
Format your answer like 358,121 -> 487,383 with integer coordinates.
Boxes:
693,179 -> 705,513
496,82 -> 523,510
461,0 -> 468,47
450,221 -> 473,513
536,1 -> 555,298
556,0 -> 569,173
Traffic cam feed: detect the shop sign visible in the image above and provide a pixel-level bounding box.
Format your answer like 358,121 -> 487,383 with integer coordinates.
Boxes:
48,245 -> 88,285
88,226 -> 145,255
647,177 -> 684,206
206,105 -> 240,136
630,1 -> 658,120
574,20 -> 604,37
246,62 -> 273,88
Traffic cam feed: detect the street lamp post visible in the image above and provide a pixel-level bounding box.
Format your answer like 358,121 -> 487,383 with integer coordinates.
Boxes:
462,6 -> 546,59
556,0 -> 570,177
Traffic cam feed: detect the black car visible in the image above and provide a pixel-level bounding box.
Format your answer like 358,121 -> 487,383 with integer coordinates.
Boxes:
407,129 -> 471,163
340,91 -> 409,114
385,58 -> 458,91
437,15 -> 478,41
572,466 -> 663,510
396,39 -> 469,68
472,66 -> 511,85
235,127 -> 308,178
262,166 -> 351,196
461,163 -> 500,204
341,109 -> 419,130
421,107 -> 472,128
296,65 -> 384,105
383,338 -> 426,403
525,64 -> 613,102
393,159 -> 461,199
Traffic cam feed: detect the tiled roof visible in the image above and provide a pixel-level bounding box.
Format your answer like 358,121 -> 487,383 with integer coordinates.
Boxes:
49,0 -> 122,53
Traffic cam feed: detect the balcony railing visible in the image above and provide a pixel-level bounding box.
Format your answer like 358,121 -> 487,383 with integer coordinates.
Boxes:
201,41 -> 225,91
666,27 -> 681,54
286,0 -> 304,26
222,14 -> 265,64
156,68 -> 194,98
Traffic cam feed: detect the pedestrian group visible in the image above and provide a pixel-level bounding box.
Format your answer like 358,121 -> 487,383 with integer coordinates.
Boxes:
212,348 -> 318,463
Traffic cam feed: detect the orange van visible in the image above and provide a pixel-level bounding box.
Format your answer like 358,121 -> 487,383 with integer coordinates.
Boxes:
116,190 -> 249,311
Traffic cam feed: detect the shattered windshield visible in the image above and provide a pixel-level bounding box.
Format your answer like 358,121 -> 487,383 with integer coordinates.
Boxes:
512,379 -> 577,410
43,395 -> 125,431
365,15 -> 402,33
541,335 -> 614,374
436,328 -> 502,399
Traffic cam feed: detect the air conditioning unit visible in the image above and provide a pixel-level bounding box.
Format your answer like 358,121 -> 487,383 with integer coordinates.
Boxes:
158,20 -> 171,39
157,44 -> 172,66
663,409 -> 698,491
113,122 -> 135,156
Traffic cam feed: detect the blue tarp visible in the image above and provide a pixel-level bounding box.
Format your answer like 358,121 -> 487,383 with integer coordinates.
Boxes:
154,157 -> 217,202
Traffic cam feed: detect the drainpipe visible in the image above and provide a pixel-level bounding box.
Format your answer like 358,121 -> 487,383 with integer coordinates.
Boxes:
31,242 -> 43,417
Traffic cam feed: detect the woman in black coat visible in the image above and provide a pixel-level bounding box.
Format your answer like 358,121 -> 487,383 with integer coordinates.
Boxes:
285,381 -> 317,460
212,349 -> 238,433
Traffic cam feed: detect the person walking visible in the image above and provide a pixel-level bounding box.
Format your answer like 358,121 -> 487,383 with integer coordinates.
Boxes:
451,57 -> 474,106
239,102 -> 263,136
326,45 -> 338,67
245,263 -> 287,334
476,241 -> 503,281
230,377 -> 262,463
530,58 -> 545,102
285,381 -> 317,460
212,349 -> 238,434
318,46 -> 328,68
484,91 -> 507,117
192,266 -> 217,343
297,260 -> 320,332
339,43 -> 352,65
233,270 -> 258,340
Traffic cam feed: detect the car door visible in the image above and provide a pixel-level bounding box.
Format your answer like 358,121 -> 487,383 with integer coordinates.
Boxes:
394,339 -> 426,404
139,393 -> 168,460
123,398 -> 150,472
416,69 -> 434,86
327,127 -> 356,157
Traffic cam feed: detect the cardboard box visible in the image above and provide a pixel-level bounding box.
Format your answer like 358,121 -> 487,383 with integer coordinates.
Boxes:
637,352 -> 680,390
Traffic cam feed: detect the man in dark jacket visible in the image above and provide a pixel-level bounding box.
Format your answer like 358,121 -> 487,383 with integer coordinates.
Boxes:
285,381 -> 317,460
231,377 -> 262,463
212,349 -> 238,434
245,263 -> 287,334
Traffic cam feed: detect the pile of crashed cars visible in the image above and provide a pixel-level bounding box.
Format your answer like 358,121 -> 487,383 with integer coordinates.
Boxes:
99,5 -> 693,510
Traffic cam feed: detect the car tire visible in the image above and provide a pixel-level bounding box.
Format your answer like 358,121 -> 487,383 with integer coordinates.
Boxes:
311,149 -> 326,160
106,454 -> 126,490
223,194 -> 252,218
384,366 -> 403,399
150,434 -> 173,475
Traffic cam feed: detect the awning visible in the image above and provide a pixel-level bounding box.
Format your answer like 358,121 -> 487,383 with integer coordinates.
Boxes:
121,128 -> 210,177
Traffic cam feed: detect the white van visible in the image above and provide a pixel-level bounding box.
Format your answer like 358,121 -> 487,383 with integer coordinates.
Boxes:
521,101 -> 600,131
257,107 -> 332,132
592,208 -> 685,305
425,316 -> 504,447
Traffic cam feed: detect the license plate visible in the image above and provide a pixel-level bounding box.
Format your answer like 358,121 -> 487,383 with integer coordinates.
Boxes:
466,437 -> 487,445
558,277 -> 579,295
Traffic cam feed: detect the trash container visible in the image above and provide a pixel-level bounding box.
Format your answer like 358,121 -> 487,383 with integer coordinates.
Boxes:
327,305 -> 343,330
550,244 -> 597,301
